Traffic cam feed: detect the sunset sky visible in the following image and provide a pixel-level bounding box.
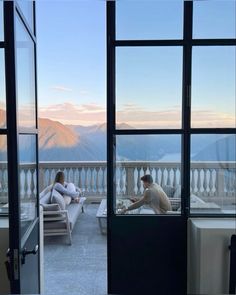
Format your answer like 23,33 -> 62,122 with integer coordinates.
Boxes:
34,1 -> 236,128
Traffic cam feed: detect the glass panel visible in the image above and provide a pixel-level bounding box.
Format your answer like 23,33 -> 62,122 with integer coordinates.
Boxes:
191,46 -> 236,128
17,0 -> 34,31
116,1 -> 183,40
0,135 -> 8,214
116,135 -> 182,215
19,135 -> 37,238
190,134 -> 236,215
193,1 -> 236,39
0,1 -> 3,41
16,14 -> 36,129
116,47 -> 182,129
0,49 -> 6,128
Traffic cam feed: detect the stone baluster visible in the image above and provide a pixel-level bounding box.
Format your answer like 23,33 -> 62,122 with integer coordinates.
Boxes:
209,169 -> 214,197
90,168 -> 95,193
78,168 -> 82,190
173,168 -> 177,189
216,169 -> 225,197
197,169 -> 201,196
191,169 -> 195,194
39,168 -> 44,192
95,167 -> 100,194
119,167 -> 125,195
126,166 -> 134,196
72,168 -> 76,184
167,168 -> 171,186
30,168 -> 35,198
102,167 -> 106,194
84,168 -> 88,192
203,169 -> 208,196
24,169 -> 28,199
160,168 -> 165,187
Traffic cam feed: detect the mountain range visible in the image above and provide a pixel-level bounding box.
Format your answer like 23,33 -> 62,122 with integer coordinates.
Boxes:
0,109 -> 235,162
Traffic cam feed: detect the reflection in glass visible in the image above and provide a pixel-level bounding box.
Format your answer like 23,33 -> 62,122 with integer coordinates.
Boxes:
17,0 -> 34,31
193,1 -> 236,39
0,136 -> 8,213
16,15 -> 36,129
116,47 -> 182,129
0,1 -> 3,40
116,1 -> 183,40
115,135 -> 182,215
191,46 -> 236,128
190,134 -> 236,214
0,50 -> 6,128
19,135 -> 37,237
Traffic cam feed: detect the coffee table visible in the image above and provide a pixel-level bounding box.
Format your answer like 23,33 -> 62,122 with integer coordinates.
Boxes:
96,199 -> 139,234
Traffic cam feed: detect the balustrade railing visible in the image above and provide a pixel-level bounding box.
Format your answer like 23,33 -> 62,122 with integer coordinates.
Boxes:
0,161 -> 235,203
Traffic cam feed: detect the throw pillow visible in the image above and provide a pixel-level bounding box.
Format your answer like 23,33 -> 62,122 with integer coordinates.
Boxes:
50,189 -> 66,210
64,195 -> 72,206
162,185 -> 175,198
173,185 -> 182,198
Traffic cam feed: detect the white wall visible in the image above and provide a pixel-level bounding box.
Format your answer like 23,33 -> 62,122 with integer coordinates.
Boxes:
188,218 -> 236,295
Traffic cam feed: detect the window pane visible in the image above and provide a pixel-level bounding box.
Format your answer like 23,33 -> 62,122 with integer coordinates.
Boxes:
0,135 -> 8,214
193,1 -> 236,39
17,0 -> 34,32
190,134 -> 236,215
115,135 -> 182,215
0,49 -> 6,128
191,46 -> 236,128
116,47 -> 182,129
19,135 -> 37,238
116,1 -> 183,40
16,15 -> 36,129
0,1 -> 3,41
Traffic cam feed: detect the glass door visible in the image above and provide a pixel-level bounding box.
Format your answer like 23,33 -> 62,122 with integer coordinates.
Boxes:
107,1 -> 189,294
4,1 -> 40,293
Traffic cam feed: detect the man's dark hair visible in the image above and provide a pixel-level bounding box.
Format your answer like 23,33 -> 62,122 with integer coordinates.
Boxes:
141,174 -> 153,184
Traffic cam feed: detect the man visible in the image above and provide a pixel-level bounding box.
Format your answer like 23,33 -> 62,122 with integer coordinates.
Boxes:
121,174 -> 172,214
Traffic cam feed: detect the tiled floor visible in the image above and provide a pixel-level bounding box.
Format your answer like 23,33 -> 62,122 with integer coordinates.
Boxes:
43,204 -> 107,295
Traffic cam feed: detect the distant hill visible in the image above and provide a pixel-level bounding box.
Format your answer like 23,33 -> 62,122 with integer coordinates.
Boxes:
0,108 -> 235,162
193,135 -> 235,161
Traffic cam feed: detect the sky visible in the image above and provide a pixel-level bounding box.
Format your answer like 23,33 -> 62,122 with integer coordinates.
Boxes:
9,0 -> 235,128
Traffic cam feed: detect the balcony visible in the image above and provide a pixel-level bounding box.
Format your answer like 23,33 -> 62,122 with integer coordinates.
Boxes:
1,161 -> 235,212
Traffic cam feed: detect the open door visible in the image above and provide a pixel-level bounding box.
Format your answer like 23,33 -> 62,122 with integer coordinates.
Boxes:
107,2 -> 191,294
4,1 -> 40,293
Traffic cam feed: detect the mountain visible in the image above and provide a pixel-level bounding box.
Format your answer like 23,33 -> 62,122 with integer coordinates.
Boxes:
193,135 -> 235,161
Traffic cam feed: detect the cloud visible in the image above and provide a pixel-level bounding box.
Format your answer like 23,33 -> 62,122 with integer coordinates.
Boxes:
51,85 -> 73,92
38,102 -> 235,128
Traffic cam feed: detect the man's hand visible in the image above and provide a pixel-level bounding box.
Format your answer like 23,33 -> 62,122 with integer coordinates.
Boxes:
118,207 -> 128,214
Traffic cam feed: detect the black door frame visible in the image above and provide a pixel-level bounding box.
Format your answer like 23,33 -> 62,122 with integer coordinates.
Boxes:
107,1 -> 236,294
4,1 -> 40,293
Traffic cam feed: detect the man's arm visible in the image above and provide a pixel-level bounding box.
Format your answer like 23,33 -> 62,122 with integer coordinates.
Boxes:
125,190 -> 151,212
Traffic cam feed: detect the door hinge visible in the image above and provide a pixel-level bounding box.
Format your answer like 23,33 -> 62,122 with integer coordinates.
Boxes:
13,249 -> 19,280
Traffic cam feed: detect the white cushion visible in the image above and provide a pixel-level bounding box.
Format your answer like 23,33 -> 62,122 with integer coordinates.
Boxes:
64,195 -> 72,205
51,189 -> 66,210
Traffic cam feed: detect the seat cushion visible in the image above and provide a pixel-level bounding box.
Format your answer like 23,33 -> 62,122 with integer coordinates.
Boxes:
51,190 -> 66,210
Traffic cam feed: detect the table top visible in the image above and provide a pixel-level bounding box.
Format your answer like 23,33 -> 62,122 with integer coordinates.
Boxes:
96,199 -> 140,217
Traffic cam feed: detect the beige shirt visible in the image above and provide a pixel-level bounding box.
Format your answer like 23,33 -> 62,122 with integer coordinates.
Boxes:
128,183 -> 172,214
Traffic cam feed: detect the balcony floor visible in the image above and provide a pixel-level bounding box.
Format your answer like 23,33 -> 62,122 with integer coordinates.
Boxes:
44,203 -> 107,295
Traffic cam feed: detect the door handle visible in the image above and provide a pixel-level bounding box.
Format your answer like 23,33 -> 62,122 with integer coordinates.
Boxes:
21,245 -> 39,265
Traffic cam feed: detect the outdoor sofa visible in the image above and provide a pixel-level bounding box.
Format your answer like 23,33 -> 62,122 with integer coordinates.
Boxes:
39,185 -> 84,245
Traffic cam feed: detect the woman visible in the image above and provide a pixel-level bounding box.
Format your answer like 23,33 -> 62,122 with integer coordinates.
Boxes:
52,171 -> 86,204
